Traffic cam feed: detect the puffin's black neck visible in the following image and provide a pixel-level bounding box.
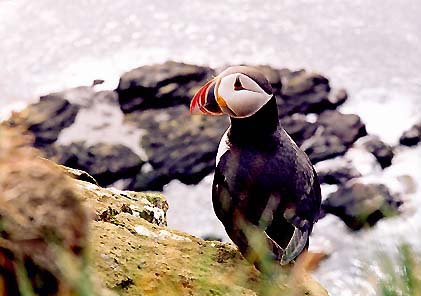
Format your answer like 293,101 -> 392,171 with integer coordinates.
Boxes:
228,96 -> 279,145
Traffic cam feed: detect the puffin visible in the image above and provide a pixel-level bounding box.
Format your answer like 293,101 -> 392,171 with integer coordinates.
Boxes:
190,66 -> 322,269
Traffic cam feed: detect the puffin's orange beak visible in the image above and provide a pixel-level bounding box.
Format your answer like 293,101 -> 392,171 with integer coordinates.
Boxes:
190,78 -> 223,115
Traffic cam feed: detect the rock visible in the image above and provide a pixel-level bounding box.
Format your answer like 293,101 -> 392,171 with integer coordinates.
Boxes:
317,110 -> 367,147
277,70 -> 343,117
322,182 -> 403,230
254,65 -> 284,96
331,88 -> 348,106
62,167 -> 169,227
301,132 -> 348,164
59,164 -> 99,185
300,110 -> 367,163
45,142 -> 144,187
399,121 -> 421,146
18,95 -> 80,147
281,114 -> 319,146
360,135 -> 394,169
91,215 -> 327,296
116,61 -> 215,113
315,158 -> 362,185
126,105 -> 229,191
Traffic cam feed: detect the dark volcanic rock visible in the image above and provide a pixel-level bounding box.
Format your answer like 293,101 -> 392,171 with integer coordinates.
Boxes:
299,110 -> 366,163
317,110 -> 367,147
281,114 -> 319,146
399,121 -> 421,146
45,142 -> 143,186
361,135 -> 394,169
316,159 -> 362,185
116,61 -> 215,113
301,132 -> 348,164
125,105 -> 229,191
277,70 -> 345,117
253,65 -> 284,96
21,96 -> 80,147
322,182 -> 402,230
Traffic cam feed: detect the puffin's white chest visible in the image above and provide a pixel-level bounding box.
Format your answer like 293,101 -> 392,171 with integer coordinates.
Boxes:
216,129 -> 230,166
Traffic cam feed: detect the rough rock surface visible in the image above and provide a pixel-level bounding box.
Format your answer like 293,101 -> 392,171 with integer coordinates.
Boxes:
280,114 -> 319,147
399,121 -> 421,147
117,61 -> 215,113
277,70 -> 345,117
322,182 -> 403,230
19,95 -> 80,147
315,158 -> 362,185
361,135 -> 394,169
126,105 -> 229,191
45,142 -> 144,186
301,110 -> 367,163
9,62 -> 366,191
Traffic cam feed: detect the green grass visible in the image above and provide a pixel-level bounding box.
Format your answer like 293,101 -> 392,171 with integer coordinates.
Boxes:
379,244 -> 421,296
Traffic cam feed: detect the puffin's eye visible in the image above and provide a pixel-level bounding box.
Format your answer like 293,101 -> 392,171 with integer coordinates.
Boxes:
234,76 -> 245,91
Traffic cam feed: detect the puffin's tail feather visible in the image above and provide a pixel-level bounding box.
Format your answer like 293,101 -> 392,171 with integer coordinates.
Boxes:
280,227 -> 308,265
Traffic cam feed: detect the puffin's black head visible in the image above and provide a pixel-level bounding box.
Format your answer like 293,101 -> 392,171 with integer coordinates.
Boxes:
190,66 -> 273,118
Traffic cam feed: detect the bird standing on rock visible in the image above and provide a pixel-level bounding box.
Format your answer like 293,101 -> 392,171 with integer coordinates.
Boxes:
190,66 -> 322,269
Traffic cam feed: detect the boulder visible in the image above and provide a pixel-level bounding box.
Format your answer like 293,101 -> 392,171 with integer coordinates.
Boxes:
281,114 -> 319,146
301,132 -> 348,164
277,70 -> 345,117
126,105 -> 229,191
322,182 -> 403,230
315,158 -> 362,185
19,95 -> 80,147
361,135 -> 394,169
116,61 -> 215,113
317,110 -> 367,147
399,121 -> 421,146
44,142 -> 144,187
300,110 -> 367,164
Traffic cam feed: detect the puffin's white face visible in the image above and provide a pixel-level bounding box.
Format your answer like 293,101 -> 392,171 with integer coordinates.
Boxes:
190,66 -> 273,118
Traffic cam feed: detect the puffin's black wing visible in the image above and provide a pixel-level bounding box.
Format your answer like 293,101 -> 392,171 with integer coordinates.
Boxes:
212,128 -> 321,265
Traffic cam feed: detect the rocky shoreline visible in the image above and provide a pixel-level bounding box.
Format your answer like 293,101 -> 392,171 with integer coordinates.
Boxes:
12,61 -> 419,232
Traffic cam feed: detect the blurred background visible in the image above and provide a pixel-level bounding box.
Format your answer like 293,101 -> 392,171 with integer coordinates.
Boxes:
1,0 -> 421,295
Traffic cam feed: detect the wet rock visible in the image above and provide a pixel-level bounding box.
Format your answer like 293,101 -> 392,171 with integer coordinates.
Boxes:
281,114 -> 319,146
322,182 -> 403,230
254,65 -> 284,96
277,71 -> 344,117
315,158 -> 362,185
300,110 -> 366,163
19,96 -> 80,147
301,132 -> 348,164
331,88 -> 348,106
360,135 -> 394,169
45,142 -> 144,186
126,105 -> 229,191
399,121 -> 421,146
116,61 -> 215,113
317,110 -> 367,147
